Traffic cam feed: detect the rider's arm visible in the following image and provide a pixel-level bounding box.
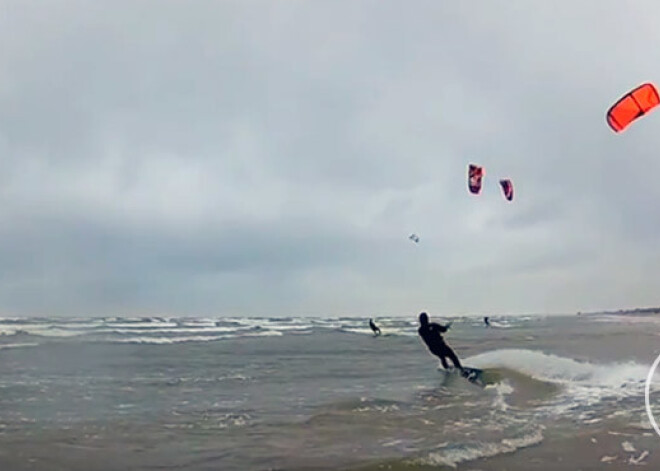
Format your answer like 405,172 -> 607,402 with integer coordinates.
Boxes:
430,322 -> 449,333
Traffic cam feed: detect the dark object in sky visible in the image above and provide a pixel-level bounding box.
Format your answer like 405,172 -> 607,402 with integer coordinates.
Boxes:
499,179 -> 514,201
468,164 -> 484,195
607,83 -> 660,133
409,234 -> 420,243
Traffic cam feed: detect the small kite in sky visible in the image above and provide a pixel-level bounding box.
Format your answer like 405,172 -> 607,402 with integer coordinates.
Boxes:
409,234 -> 420,243
468,164 -> 484,195
499,179 -> 514,201
607,83 -> 660,133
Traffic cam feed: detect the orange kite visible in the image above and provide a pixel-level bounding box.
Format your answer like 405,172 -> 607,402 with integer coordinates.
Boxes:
607,83 -> 660,133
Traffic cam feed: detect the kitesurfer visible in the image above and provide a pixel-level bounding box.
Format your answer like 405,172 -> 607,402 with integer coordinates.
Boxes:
369,318 -> 381,336
484,316 -> 490,327
417,312 -> 463,371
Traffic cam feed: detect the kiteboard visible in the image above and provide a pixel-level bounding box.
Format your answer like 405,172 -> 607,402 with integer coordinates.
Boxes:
460,367 -> 484,385
439,366 -> 485,386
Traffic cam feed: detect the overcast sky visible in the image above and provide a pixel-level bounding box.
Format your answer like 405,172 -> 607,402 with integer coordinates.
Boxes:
2,1 -> 660,317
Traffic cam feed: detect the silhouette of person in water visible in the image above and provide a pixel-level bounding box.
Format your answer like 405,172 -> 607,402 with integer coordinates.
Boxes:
417,312 -> 463,371
369,318 -> 381,336
484,316 -> 490,327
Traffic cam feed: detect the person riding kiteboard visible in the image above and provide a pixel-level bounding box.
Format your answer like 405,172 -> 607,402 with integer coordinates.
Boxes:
369,318 -> 381,337
417,312 -> 463,371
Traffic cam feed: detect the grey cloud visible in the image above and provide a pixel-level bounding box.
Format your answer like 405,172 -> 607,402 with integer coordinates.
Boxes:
2,1 -> 660,315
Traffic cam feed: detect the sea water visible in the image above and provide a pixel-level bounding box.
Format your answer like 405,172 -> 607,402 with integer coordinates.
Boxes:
0,314 -> 659,470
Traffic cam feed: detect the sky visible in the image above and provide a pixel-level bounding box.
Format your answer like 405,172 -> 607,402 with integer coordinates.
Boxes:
1,1 -> 660,317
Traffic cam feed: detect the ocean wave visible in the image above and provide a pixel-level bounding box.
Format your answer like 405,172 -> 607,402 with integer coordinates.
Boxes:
487,321 -> 514,329
468,349 -> 647,387
0,316 -> 539,342
413,428 -> 544,468
98,322 -> 179,329
177,319 -> 221,328
261,324 -> 314,331
467,349 -> 650,413
0,342 -> 40,350
108,330 -> 283,344
340,327 -> 416,337
102,326 -> 244,335
0,326 -> 83,337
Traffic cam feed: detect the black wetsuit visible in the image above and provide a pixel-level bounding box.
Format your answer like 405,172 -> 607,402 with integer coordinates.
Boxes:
369,319 -> 381,336
484,316 -> 490,327
418,321 -> 462,370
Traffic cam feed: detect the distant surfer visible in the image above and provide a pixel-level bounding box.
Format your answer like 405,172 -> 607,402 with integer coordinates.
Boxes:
484,316 -> 490,327
369,318 -> 381,337
417,312 -> 463,371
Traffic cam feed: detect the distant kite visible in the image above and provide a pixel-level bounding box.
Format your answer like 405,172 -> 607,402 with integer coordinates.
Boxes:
468,164 -> 484,195
499,179 -> 514,201
409,234 -> 420,243
607,83 -> 660,133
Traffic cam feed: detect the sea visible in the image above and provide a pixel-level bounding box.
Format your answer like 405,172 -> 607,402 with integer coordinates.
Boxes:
1,313 -> 660,470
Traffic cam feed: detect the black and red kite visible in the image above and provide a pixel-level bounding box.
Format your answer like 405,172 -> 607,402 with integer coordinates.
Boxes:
468,164 -> 484,195
499,179 -> 514,201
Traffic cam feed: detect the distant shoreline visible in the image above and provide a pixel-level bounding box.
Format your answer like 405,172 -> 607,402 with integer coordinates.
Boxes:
582,307 -> 660,316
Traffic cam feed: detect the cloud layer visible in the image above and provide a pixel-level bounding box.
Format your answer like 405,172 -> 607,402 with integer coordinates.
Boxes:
2,1 -> 660,316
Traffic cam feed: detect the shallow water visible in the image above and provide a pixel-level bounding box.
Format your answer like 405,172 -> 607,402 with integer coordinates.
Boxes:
0,314 -> 659,470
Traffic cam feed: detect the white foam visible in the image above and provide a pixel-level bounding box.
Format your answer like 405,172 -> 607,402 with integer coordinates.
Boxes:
244,330 -> 283,337
630,450 -> 649,465
104,326 -> 242,335
261,324 -> 314,331
486,381 -> 514,412
109,330 -> 282,344
342,327 -> 378,335
217,413 -> 251,428
353,404 -> 400,413
1,317 -> 310,341
177,319 -> 219,328
111,335 -> 232,344
487,321 -> 513,329
100,322 -> 179,329
1,325 -> 84,337
414,429 -> 544,468
622,441 -> 636,452
0,342 -> 39,350
341,327 -> 415,337
467,349 -> 648,394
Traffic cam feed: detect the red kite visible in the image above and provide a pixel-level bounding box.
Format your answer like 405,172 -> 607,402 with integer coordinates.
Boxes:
607,83 -> 660,133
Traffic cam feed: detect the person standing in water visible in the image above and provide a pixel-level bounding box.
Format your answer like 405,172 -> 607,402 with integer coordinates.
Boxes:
484,316 -> 490,327
369,318 -> 381,336
417,312 -> 463,371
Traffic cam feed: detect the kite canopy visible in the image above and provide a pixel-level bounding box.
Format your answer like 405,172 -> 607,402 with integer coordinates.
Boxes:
499,179 -> 514,201
409,234 -> 420,243
606,83 -> 660,133
468,164 -> 484,195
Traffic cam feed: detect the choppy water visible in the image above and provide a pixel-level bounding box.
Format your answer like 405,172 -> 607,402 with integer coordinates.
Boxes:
1,314 -> 659,470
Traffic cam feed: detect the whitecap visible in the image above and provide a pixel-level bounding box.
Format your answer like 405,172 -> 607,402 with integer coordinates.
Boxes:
412,429 -> 544,468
